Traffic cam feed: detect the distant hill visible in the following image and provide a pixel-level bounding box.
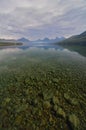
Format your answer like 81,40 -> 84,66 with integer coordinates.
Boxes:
0,39 -> 17,43
57,31 -> 86,57
0,38 -> 22,46
0,42 -> 22,46
57,31 -> 86,46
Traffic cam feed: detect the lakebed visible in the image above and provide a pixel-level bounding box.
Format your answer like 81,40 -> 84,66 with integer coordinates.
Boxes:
0,45 -> 86,130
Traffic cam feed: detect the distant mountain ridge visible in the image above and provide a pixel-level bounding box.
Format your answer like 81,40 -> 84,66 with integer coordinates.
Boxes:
33,37 -> 65,44
78,31 -> 86,37
17,37 -> 65,45
58,31 -> 86,46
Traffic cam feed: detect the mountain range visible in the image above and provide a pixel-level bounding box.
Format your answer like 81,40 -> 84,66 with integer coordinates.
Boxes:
17,37 -> 65,44
0,31 -> 86,46
34,37 -> 65,43
57,31 -> 86,46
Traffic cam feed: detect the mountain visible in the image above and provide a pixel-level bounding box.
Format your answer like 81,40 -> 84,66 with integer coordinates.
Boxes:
43,38 -> 50,42
17,37 -> 30,43
57,31 -> 86,46
35,38 -> 50,43
35,37 -> 65,44
77,31 -> 86,38
43,37 -> 65,43
51,37 -> 65,43
57,31 -> 86,57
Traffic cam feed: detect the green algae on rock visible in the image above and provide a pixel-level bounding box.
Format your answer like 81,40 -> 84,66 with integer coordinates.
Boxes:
68,114 -> 80,130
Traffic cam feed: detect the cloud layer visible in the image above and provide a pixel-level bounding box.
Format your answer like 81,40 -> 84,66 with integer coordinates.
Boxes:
0,0 -> 86,40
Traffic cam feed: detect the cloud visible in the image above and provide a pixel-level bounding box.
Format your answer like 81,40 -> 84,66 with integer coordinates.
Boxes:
0,0 -> 86,40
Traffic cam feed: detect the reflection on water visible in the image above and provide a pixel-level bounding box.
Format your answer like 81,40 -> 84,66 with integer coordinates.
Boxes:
0,45 -> 86,75
0,45 -> 86,62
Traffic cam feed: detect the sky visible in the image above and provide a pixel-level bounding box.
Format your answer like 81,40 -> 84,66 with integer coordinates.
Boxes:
0,0 -> 86,40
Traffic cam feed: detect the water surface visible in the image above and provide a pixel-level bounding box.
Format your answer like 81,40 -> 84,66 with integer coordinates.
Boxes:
0,45 -> 86,130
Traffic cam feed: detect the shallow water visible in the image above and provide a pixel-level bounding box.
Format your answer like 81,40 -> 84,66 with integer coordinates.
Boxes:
0,45 -> 86,130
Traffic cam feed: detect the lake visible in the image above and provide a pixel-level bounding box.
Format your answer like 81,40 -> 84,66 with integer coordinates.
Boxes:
0,45 -> 86,130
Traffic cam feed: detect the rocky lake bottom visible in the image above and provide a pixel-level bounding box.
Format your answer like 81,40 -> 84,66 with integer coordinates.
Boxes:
0,46 -> 86,130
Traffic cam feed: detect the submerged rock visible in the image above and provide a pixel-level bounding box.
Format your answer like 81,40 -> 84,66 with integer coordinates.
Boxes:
42,91 -> 53,100
53,78 -> 59,83
64,93 -> 71,103
55,90 -> 59,96
34,99 -> 38,106
68,114 -> 80,130
43,101 -> 51,109
56,107 -> 66,119
64,93 -> 78,106
5,97 -> 11,103
52,96 -> 59,105
70,98 -> 79,106
15,115 -> 23,125
53,105 -> 58,112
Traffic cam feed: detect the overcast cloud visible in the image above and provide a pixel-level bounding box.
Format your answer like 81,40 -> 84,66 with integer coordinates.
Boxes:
0,0 -> 86,40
